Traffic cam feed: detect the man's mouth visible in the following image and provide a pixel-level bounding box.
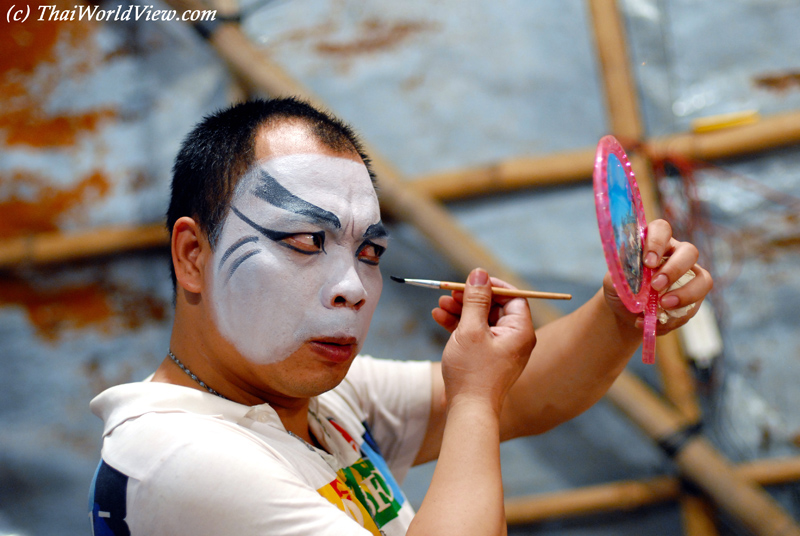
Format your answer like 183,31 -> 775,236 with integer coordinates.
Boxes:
309,336 -> 357,363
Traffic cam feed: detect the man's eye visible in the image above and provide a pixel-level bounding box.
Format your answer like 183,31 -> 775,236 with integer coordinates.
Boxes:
357,242 -> 386,265
280,232 -> 325,255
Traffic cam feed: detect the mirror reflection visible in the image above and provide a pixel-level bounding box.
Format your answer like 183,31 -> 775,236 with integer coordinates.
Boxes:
607,153 -> 642,294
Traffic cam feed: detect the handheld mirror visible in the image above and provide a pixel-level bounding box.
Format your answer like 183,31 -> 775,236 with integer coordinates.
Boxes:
593,135 -> 658,364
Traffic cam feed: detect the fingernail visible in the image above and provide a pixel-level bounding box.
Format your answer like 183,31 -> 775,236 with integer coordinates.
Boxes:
634,317 -> 643,329
661,295 -> 679,308
645,252 -> 659,268
469,268 -> 489,286
651,274 -> 668,292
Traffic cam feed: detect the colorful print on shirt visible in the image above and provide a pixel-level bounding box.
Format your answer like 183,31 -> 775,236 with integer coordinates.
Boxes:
317,476 -> 382,535
316,419 -> 406,532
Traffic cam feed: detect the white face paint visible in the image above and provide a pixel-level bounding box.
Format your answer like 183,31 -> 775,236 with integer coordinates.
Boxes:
210,153 -> 386,365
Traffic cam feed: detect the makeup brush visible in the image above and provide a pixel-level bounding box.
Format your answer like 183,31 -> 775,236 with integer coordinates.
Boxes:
390,276 -> 572,300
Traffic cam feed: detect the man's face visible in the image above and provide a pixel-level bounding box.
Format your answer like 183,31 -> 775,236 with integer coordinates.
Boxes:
209,151 -> 386,374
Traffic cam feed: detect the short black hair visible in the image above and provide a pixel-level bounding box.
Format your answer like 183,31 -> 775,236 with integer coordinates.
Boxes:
166,97 -> 374,289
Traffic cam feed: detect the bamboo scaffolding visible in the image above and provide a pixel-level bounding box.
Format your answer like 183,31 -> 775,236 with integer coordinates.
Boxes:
588,0 -> 701,427
3,2 -> 798,533
505,456 -> 800,525
590,3 -> 710,532
4,106 -> 799,268
163,6 -> 800,534
608,373 -> 800,536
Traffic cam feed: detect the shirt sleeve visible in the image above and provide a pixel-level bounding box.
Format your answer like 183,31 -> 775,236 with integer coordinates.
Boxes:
331,356 -> 432,484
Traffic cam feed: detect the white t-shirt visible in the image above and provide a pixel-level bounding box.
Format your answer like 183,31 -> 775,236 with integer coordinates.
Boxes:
89,355 -> 432,536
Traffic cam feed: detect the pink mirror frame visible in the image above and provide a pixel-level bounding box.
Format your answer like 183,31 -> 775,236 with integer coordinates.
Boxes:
593,135 -> 657,364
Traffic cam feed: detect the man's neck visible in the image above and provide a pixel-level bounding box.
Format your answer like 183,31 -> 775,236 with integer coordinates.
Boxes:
153,353 -> 317,444
273,401 -> 314,444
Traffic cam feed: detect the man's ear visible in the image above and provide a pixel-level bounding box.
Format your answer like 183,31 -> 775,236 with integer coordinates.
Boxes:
172,217 -> 209,294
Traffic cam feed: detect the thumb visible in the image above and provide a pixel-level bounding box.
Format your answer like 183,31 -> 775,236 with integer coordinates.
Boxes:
458,268 -> 493,332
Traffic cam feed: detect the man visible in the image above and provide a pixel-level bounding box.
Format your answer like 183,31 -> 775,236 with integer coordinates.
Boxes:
89,98 -> 712,536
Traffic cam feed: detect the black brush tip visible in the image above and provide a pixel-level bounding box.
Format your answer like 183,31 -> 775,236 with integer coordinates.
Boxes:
389,275 -> 405,284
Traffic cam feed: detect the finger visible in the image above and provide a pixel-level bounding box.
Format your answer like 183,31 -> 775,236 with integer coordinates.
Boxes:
487,279 -> 533,330
438,295 -> 463,317
449,289 -> 465,305
643,219 -> 673,269
488,303 -> 504,326
659,264 -> 713,310
457,268 -> 494,334
433,295 -> 462,333
440,275 -> 522,327
651,241 -> 700,293
486,276 -> 519,307
493,296 -> 532,327
432,307 -> 459,333
488,276 -> 514,289
451,276 -> 519,307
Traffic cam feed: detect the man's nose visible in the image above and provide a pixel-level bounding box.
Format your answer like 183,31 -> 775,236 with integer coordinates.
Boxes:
323,262 -> 367,311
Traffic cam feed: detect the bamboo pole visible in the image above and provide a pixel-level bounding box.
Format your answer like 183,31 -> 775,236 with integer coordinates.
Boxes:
656,326 -> 703,424
505,475 -> 680,525
629,152 -> 661,220
588,0 -> 643,141
629,153 -> 700,425
647,110 -> 800,163
205,24 -> 317,100
588,0 -> 701,425
680,494 -> 720,536
741,457 -> 800,484
409,110 -> 800,202
409,148 -> 597,201
0,224 -> 168,269
505,457 -> 800,525
210,0 -> 257,102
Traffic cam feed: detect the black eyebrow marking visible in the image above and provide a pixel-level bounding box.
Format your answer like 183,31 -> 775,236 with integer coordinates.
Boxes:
364,222 -> 388,240
231,206 -> 287,241
251,169 -> 341,229
218,235 -> 259,271
230,206 -> 327,256
226,249 -> 260,283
